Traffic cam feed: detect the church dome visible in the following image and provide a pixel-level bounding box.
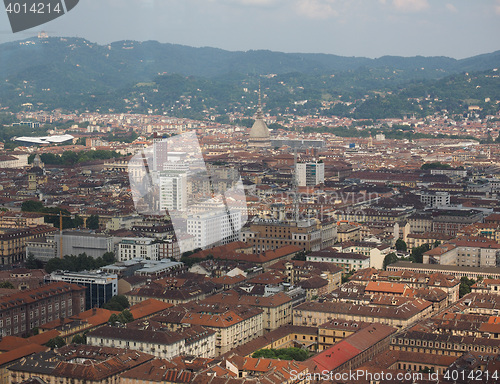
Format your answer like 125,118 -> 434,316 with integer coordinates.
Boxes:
249,119 -> 270,139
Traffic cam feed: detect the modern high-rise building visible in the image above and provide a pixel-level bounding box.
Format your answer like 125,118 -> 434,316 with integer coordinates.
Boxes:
188,210 -> 242,250
296,162 -> 325,187
159,169 -> 188,211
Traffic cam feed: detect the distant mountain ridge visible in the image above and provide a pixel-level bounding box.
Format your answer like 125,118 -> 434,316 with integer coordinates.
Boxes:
1,37 -> 499,84
0,36 -> 499,118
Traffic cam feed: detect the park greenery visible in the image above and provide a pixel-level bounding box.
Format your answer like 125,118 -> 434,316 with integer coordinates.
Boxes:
0,281 -> 15,289
27,150 -> 122,166
459,276 -> 477,298
71,334 -> 87,345
21,200 -> 83,229
102,295 -> 130,312
395,239 -> 407,252
383,253 -> 399,270
46,336 -> 66,349
108,309 -> 134,325
421,162 -> 452,170
44,252 -> 115,274
252,348 -> 311,361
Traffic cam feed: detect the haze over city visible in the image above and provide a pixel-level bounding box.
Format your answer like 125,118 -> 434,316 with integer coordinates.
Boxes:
1,0 -> 500,58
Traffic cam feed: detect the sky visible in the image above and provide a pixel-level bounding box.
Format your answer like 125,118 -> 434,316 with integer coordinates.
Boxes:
0,0 -> 500,59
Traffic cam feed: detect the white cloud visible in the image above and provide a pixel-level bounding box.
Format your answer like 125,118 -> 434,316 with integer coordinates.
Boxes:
445,3 -> 457,13
392,0 -> 429,13
294,0 -> 338,19
495,0 -> 500,15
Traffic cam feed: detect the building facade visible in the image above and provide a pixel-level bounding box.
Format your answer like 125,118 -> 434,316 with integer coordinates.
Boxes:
45,271 -> 117,310
0,282 -> 85,337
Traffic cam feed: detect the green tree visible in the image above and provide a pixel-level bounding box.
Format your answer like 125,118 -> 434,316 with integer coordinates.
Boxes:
119,309 -> 134,324
383,253 -> 399,270
293,251 -> 307,261
252,349 -> 276,359
102,252 -> 115,264
342,270 -> 355,284
421,162 -> 451,170
25,252 -> 43,269
395,239 -> 407,252
108,313 -> 120,325
0,281 -> 14,289
46,336 -> 66,349
71,334 -> 86,344
252,348 -> 310,361
21,200 -> 44,212
410,244 -> 430,263
87,214 -> 100,230
459,276 -> 476,298
102,295 -> 129,311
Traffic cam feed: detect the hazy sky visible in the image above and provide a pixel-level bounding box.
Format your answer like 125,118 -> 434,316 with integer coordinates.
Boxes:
1,0 -> 499,59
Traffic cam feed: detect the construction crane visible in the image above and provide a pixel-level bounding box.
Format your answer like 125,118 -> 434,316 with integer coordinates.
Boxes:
20,210 -> 75,259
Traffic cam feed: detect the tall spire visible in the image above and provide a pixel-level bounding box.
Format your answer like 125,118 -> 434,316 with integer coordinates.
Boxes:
256,81 -> 263,120
248,81 -> 271,148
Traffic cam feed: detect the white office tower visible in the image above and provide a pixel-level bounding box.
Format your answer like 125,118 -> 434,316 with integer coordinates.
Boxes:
188,210 -> 242,249
129,132 -> 248,254
296,162 -> 325,187
159,170 -> 188,211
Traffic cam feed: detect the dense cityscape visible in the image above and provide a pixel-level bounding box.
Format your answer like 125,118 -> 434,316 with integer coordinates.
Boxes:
0,4 -> 500,381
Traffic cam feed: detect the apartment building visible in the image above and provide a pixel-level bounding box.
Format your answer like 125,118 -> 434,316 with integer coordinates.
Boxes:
202,291 -> 292,332
309,323 -> 397,374
350,267 -> 461,304
87,323 -> 216,359
307,248 -> 370,272
295,161 -> 325,186
406,232 -> 454,249
117,237 -> 159,261
293,298 -> 432,329
0,225 -> 56,266
244,218 -> 323,253
423,238 -> 500,268
268,259 -> 343,292
336,223 -> 361,242
152,303 -> 264,355
419,191 -> 450,208
187,210 -> 242,250
0,282 -> 85,337
8,345 -> 154,384
333,241 -> 391,269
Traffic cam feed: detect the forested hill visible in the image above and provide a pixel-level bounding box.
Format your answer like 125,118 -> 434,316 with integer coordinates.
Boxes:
0,36 -> 499,118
